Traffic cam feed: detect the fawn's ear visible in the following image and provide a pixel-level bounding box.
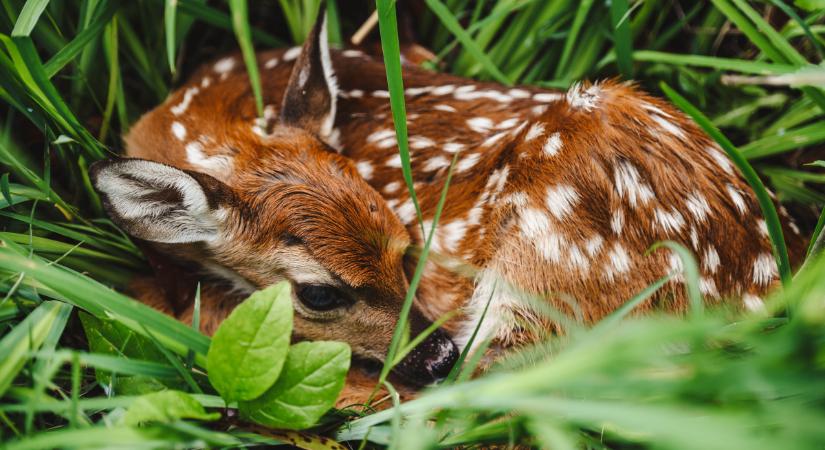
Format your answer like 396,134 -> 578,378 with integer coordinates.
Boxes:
90,159 -> 234,244
279,4 -> 337,139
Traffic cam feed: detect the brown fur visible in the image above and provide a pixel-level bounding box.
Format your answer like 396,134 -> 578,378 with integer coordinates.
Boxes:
123,46 -> 806,406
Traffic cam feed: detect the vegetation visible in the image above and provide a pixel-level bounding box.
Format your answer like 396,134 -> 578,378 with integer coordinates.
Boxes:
2,0 -> 825,448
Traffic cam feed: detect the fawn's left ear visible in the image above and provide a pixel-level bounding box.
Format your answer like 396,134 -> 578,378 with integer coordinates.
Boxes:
279,4 -> 338,139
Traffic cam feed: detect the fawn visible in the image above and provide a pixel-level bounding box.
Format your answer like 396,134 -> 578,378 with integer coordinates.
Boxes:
92,9 -> 804,402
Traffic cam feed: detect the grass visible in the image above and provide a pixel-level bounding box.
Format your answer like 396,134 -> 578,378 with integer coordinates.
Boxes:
1,0 -> 825,448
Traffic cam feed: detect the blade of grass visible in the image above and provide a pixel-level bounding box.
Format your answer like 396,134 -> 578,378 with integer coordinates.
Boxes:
609,0 -> 633,79
228,0 -> 263,118
10,0 -> 50,37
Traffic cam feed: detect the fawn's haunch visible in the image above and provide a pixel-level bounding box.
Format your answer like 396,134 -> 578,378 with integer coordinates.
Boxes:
92,8 -> 804,390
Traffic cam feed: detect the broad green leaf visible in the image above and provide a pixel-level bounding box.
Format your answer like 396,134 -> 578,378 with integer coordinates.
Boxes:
80,312 -> 184,394
120,390 -> 220,426
240,341 -> 350,430
207,282 -> 293,403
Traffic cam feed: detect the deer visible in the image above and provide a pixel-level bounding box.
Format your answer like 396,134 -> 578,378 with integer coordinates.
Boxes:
91,8 -> 805,406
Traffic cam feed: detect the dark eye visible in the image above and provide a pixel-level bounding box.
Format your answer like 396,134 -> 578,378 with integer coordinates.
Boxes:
296,284 -> 350,311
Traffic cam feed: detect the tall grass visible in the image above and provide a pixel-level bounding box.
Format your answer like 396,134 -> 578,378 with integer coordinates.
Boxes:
1,1 -> 825,448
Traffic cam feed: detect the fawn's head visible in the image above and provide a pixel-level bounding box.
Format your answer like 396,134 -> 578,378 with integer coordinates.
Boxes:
91,7 -> 458,384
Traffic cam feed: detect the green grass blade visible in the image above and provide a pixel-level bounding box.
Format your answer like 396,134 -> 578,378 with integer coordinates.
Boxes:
228,0 -> 263,118
164,0 -> 177,74
609,0 -> 633,79
424,0 -> 511,85
11,0 -> 49,37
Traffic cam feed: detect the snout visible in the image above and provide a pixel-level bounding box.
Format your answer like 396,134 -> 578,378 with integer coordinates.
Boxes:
393,328 -> 459,385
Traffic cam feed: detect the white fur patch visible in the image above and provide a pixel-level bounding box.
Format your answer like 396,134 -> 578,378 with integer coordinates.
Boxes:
385,154 -> 403,168
213,57 -> 235,74
383,181 -> 401,194
372,90 -> 390,98
342,49 -> 364,58
508,88 -> 531,99
752,253 -> 778,285
703,246 -> 720,274
423,155 -> 451,171
466,117 -> 494,133
743,293 -> 766,312
726,184 -> 747,215
708,147 -> 734,174
545,184 -> 579,220
185,141 -> 233,177
685,192 -> 711,221
394,198 -> 417,224
614,161 -> 655,208
519,207 -> 550,240
171,87 -> 200,116
355,160 -> 374,180
264,57 -> 279,69
283,46 -> 301,61
611,209 -> 625,234
566,83 -> 600,110
456,153 -> 481,172
700,277 -> 718,296
171,122 -> 186,141
410,136 -> 436,149
604,243 -> 632,281
585,235 -> 604,257
432,85 -> 456,95
543,132 -> 562,156
434,104 -> 456,112
649,113 -> 686,139
443,142 -> 465,153
533,92 -> 563,103
525,123 -> 544,141
653,208 -> 686,234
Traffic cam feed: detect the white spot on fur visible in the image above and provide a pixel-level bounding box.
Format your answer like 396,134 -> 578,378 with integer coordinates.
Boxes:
531,104 -> 549,115
264,57 -> 279,69
685,192 -> 711,221
545,184 -> 579,220
384,181 -> 401,194
171,87 -> 200,116
604,243 -> 632,281
649,113 -> 686,139
503,192 -> 528,207
406,86 -> 432,96
200,77 -> 212,88
456,153 -> 481,172
423,155 -> 451,171
432,85 -> 456,95
213,57 -> 235,74
708,147 -> 734,174
171,122 -> 186,141
726,184 -> 747,215
395,198 -> 417,224
385,154 -> 403,168
443,142 -> 465,153
372,90 -> 390,98
508,88 -> 531,99
566,82 -> 600,110
434,104 -> 456,112
752,253 -> 778,285
543,132 -> 562,156
700,277 -> 718,297
410,136 -> 436,149
496,118 -> 520,130
483,132 -> 507,147
467,117 -> 494,133
283,46 -> 301,61
367,129 -> 395,143
653,208 -> 686,234
585,235 -> 604,256
611,209 -> 625,234
614,161 -> 655,208
743,293 -> 766,312
342,49 -> 364,58
757,219 -> 769,237
525,123 -> 544,142
519,208 -> 549,239
703,246 -> 720,274
185,141 -> 233,176
356,161 -> 374,180
533,92 -> 563,102
346,89 -> 364,98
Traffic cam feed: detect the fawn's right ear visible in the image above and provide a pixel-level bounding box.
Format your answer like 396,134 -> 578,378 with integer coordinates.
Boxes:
279,4 -> 337,139
90,159 -> 234,244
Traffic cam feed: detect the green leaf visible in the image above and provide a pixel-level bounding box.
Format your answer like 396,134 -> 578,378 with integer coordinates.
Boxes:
207,282 -> 293,403
120,390 -> 220,426
79,312 -> 184,394
240,341 -> 350,430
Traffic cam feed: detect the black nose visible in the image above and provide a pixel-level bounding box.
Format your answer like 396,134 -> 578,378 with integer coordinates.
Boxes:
393,328 -> 459,385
